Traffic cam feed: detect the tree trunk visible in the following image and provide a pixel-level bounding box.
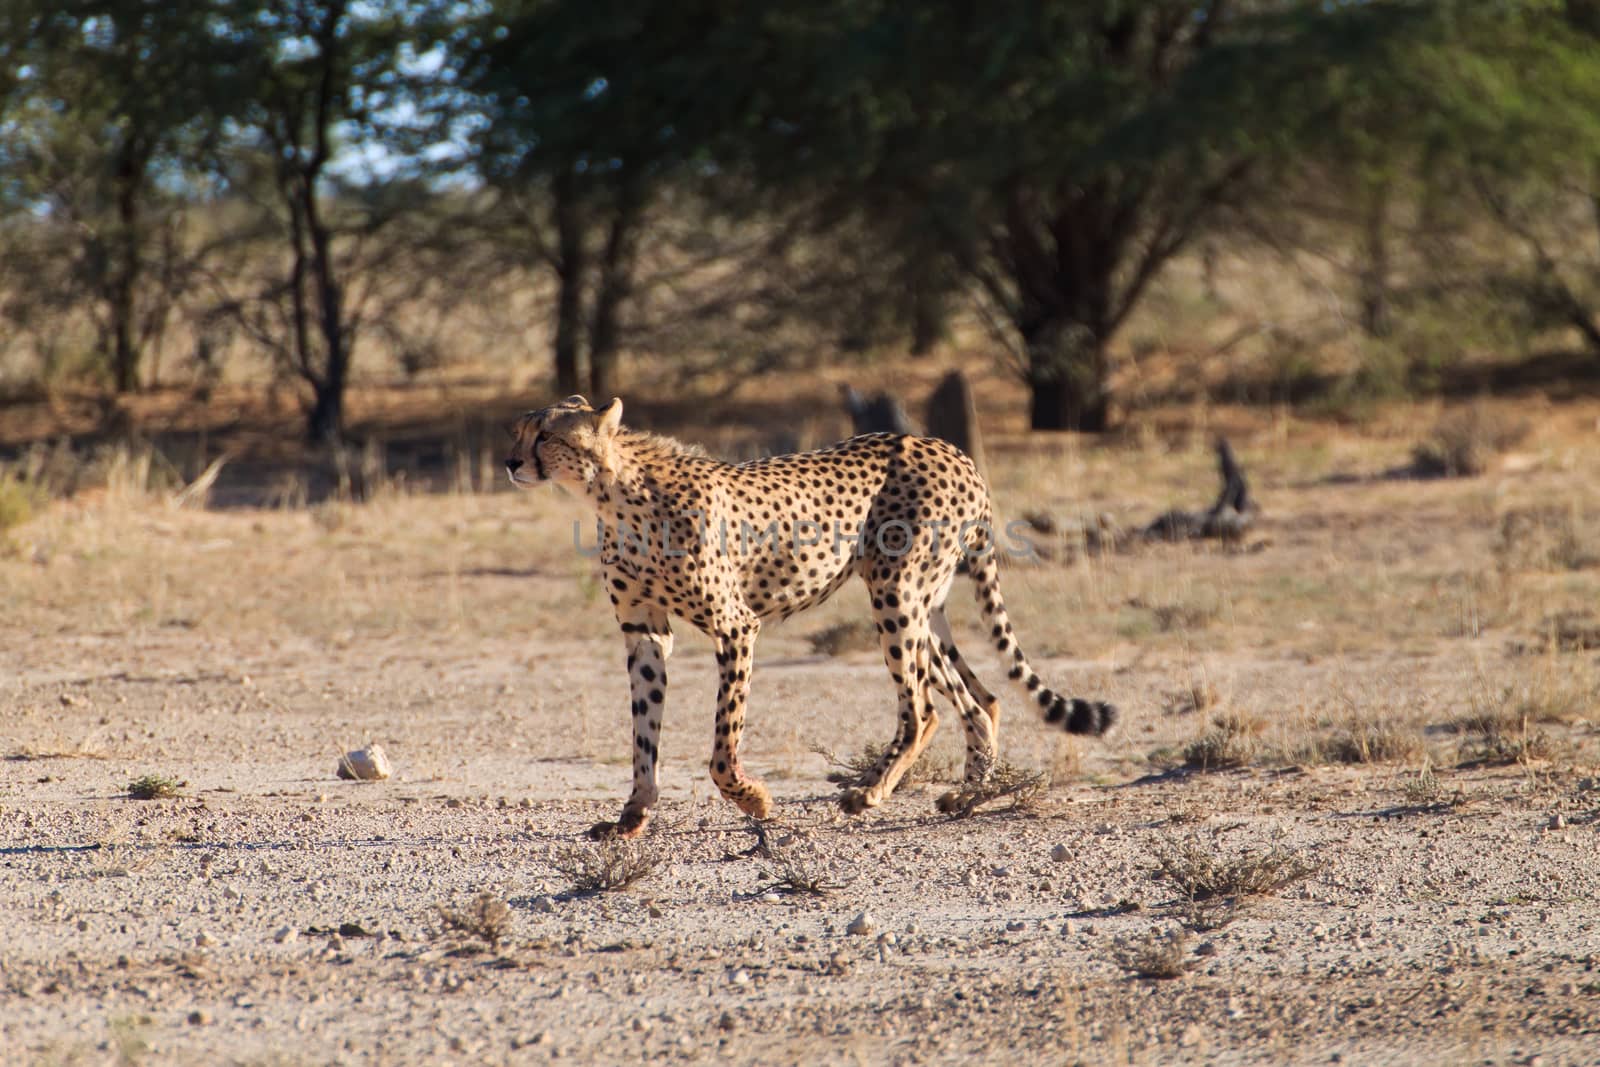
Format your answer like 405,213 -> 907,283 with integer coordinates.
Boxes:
302,179 -> 347,444
112,303 -> 138,393
307,376 -> 344,444
1024,320 -> 1112,432
110,143 -> 143,393
1358,179 -> 1392,339
552,171 -> 586,398
588,179 -> 644,401
909,284 -> 947,357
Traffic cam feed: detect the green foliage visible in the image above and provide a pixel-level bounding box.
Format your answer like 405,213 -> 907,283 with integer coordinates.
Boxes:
1,1 -> 259,391
6,0 -> 1600,411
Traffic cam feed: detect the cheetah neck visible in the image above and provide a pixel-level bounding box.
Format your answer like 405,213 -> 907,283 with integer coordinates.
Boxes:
586,430 -> 716,511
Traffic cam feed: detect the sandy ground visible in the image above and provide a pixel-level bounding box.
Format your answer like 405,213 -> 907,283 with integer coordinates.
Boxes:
3,406 -> 1600,1066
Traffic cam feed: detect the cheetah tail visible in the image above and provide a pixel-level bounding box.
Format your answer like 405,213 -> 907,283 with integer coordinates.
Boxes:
968,545 -> 1116,736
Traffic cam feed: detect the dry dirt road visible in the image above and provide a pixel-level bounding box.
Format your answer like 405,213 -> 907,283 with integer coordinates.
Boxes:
3,411 -> 1600,1065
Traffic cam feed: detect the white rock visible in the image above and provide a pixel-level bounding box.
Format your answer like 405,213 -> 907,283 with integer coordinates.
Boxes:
846,911 -> 876,936
273,926 -> 297,944
337,746 -> 392,781
1050,844 -> 1071,863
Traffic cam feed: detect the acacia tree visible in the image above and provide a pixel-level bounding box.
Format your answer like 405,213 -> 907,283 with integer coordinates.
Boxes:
0,0 -> 247,392
695,1 -> 1435,430
217,0 -> 455,442
1443,1 -> 1600,353
465,0 -> 828,399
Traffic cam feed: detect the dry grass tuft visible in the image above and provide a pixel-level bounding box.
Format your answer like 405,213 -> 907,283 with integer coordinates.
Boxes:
1456,706 -> 1554,766
126,775 -> 185,800
1411,407 -> 1529,478
1456,669 -> 1584,764
1398,759 -> 1456,809
755,834 -> 840,898
553,838 -> 661,894
1112,927 -> 1193,980
1312,719 -> 1426,765
1532,611 -> 1600,653
1152,595 -> 1223,633
437,892 -> 513,949
816,741 -> 959,788
0,475 -> 40,534
1493,506 -> 1599,573
806,619 -> 880,657
938,760 -> 1049,818
1153,834 -> 1318,903
1182,713 -> 1263,771
1164,679 -> 1220,716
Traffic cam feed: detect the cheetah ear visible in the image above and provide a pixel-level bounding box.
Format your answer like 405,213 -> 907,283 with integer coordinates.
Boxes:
596,397 -> 623,437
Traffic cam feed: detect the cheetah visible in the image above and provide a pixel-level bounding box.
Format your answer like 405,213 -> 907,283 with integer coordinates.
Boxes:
505,395 -> 1115,839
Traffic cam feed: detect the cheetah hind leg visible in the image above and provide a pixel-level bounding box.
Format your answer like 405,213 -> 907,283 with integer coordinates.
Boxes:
925,635 -> 999,814
839,623 -> 937,815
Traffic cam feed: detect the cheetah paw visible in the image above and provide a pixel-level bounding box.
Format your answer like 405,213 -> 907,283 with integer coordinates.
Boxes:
936,788 -> 981,816
838,788 -> 873,815
588,811 -> 648,841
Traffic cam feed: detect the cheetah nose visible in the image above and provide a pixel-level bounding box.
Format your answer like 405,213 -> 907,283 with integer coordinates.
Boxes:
505,458 -> 523,474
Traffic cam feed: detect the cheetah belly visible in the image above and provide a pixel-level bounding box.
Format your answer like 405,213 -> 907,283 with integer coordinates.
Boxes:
735,511 -> 866,621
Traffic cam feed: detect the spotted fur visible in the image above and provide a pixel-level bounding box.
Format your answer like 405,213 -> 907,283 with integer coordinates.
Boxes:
505,395 -> 1115,839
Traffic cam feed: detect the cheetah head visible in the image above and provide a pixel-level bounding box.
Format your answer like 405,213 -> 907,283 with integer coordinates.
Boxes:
505,395 -> 624,491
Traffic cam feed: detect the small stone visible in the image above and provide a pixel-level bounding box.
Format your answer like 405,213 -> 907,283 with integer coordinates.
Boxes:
718,1011 -> 736,1031
1059,920 -> 1076,936
846,911 -> 876,936
1548,814 -> 1566,830
729,968 -> 750,986
194,931 -> 215,948
1179,1024 -> 1202,1048
273,926 -> 297,944
533,895 -> 557,914
1050,844 -> 1070,863
187,1010 -> 211,1026
336,746 -> 392,782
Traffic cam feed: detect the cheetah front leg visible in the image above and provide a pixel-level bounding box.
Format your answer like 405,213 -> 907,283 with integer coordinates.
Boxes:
708,616 -> 773,820
589,618 -> 673,841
